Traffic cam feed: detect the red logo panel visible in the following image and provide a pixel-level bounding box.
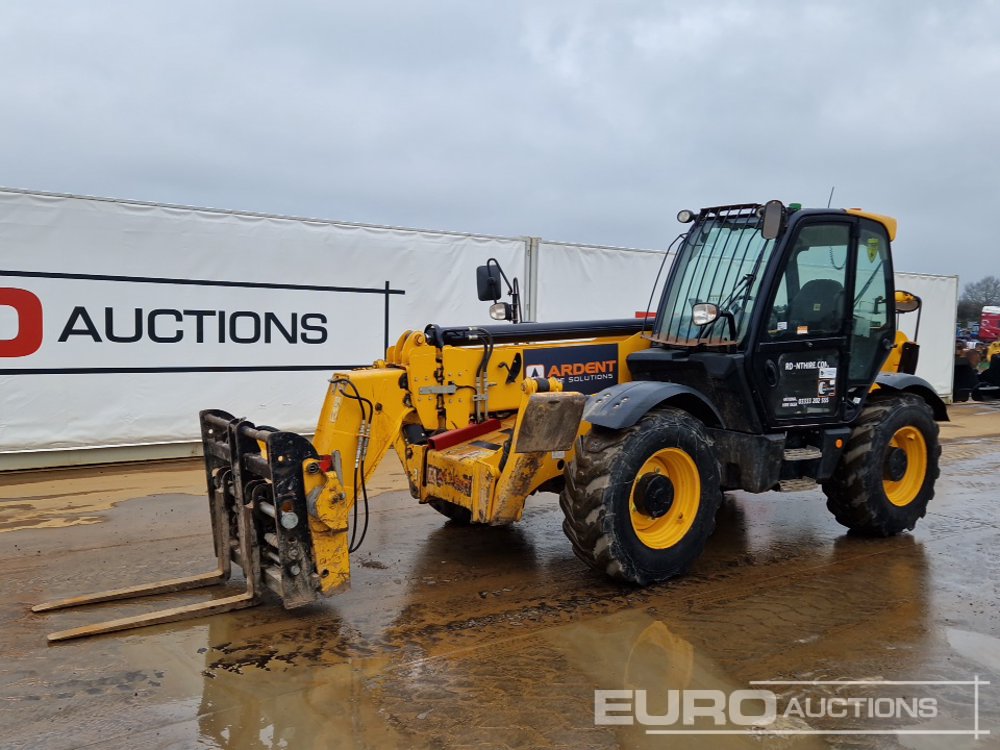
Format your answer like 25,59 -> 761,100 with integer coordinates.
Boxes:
0,287 -> 43,357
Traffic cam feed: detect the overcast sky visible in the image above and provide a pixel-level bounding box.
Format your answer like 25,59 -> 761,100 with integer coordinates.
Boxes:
1,1 -> 997,283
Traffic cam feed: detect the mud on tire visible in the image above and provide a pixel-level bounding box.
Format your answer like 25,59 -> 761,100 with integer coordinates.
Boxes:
559,408 -> 723,585
822,394 -> 940,536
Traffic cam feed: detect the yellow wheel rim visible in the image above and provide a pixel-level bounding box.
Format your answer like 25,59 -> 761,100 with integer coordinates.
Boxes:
629,448 -> 700,549
884,426 -> 927,507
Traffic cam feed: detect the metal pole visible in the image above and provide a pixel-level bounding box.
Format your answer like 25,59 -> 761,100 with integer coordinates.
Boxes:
523,236 -> 540,323
384,280 -> 390,355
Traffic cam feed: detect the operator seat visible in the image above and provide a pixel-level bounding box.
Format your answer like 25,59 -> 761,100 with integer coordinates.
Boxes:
787,279 -> 844,335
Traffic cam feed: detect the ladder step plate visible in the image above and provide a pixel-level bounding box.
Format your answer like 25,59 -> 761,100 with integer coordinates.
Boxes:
783,447 -> 823,461
778,478 -> 819,492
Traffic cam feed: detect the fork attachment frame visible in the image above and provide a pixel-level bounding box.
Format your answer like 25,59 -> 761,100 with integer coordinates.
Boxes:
32,410 -> 321,643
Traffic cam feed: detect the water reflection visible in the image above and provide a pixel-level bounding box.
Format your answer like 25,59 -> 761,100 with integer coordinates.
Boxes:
186,495 -> 943,749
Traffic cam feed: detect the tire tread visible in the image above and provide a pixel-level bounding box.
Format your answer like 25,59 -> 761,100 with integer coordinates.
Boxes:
560,409 -> 721,583
822,394 -> 941,535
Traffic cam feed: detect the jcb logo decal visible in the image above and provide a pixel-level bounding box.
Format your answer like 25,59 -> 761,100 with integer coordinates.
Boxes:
0,288 -> 43,357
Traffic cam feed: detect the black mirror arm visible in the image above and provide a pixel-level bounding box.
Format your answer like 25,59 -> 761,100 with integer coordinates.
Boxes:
486,258 -> 514,296
722,310 -> 737,340
698,307 -> 737,342
510,277 -> 522,324
486,258 -> 522,323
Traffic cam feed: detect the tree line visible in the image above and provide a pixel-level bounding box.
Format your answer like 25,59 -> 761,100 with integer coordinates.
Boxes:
958,275 -> 1000,324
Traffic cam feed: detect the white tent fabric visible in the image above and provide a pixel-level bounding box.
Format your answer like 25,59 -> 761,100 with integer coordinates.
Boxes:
0,189 -> 523,459
534,240 -> 673,321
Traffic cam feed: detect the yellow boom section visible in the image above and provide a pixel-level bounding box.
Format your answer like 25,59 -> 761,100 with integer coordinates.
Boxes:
302,328 -> 652,594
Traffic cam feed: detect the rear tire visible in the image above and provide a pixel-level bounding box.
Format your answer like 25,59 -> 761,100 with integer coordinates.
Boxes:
560,408 -> 722,585
427,498 -> 472,525
822,394 -> 940,536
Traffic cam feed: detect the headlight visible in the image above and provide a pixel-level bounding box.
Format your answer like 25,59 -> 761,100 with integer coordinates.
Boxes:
489,302 -> 511,321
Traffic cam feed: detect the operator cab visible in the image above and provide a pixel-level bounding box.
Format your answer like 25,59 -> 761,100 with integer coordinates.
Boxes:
635,201 -> 898,430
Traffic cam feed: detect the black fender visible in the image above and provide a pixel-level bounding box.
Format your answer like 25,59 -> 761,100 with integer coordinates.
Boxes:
873,373 -> 949,421
583,381 -> 725,431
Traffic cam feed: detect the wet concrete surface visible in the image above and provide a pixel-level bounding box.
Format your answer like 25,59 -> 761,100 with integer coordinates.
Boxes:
1,406 -> 999,749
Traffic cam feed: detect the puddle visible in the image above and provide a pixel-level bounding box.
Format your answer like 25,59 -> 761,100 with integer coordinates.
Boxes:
2,437 -> 999,748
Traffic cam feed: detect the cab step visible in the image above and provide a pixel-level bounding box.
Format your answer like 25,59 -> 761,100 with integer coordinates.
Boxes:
777,477 -> 818,492
783,447 -> 823,461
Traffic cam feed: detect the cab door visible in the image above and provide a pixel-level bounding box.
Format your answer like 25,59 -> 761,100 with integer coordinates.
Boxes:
751,216 -> 896,428
845,219 -> 895,394
752,219 -> 853,427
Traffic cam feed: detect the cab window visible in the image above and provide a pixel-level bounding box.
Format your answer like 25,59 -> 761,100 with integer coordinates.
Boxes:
848,223 -> 893,383
767,223 -> 850,339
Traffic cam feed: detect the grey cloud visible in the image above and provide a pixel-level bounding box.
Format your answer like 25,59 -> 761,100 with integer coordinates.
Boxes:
0,1 -> 997,279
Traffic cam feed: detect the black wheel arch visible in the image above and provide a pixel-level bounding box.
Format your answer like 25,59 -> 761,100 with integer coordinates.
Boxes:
872,373 -> 949,421
584,381 -> 724,431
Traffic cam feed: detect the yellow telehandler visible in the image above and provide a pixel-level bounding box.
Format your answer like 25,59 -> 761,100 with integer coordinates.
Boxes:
34,200 -> 946,642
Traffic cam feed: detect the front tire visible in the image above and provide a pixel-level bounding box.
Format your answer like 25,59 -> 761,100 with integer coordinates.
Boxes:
822,394 -> 940,535
560,408 -> 722,585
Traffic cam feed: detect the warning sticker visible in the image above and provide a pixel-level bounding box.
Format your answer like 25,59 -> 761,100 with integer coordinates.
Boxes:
818,365 -> 837,397
523,343 -> 618,395
867,237 -> 880,263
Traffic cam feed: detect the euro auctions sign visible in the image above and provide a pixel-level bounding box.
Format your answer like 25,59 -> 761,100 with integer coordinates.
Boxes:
0,287 -> 43,357
0,189 -> 528,455
594,677 -> 990,739
0,270 -> 401,374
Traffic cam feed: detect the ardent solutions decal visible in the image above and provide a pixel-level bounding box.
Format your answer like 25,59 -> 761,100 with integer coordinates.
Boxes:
523,343 -> 618,395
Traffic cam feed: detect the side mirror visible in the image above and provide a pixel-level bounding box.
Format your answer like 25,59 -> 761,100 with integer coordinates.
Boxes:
895,290 -> 921,313
761,199 -> 784,240
476,264 -> 503,301
692,303 -> 719,326
476,258 -> 522,323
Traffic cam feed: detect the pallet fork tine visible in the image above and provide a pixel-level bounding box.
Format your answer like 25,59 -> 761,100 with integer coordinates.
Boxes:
31,410 -> 284,644
41,588 -> 259,644
35,502 -> 262,643
31,570 -> 230,614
